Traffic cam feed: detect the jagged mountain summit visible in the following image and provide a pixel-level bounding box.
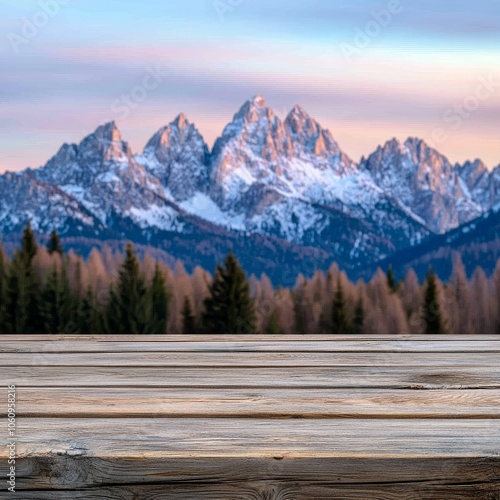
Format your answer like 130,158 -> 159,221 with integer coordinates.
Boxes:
137,113 -> 210,201
32,121 -> 186,233
457,159 -> 500,211
0,96 -> 498,280
360,137 -> 485,233
198,96 -> 426,257
209,96 -> 358,211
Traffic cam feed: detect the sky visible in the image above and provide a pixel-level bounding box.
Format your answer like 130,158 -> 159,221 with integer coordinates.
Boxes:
1,0 -> 499,172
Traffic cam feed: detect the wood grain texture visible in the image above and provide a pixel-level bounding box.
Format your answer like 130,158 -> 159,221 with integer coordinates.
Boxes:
20,481 -> 500,500
5,365 -> 500,389
2,335 -> 500,498
3,339 -> 500,354
3,419 -> 500,492
7,417 -> 500,458
3,350 -> 500,367
3,387 -> 500,419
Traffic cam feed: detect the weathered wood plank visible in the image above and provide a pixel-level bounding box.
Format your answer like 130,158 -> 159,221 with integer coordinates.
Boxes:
5,365 -> 500,388
3,351 -> 500,367
17,456 -> 497,490
20,481 -> 500,500
4,387 -> 500,418
3,418 -> 500,490
7,418 -> 500,457
2,339 -> 500,354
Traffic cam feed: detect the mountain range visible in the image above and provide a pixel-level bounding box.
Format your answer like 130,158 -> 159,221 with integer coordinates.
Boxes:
1,96 -> 499,283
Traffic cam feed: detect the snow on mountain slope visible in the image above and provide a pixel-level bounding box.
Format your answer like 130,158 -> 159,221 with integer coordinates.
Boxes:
204,96 -> 428,258
285,104 -> 356,178
0,171 -> 101,235
361,137 -> 484,233
209,96 -> 360,208
34,122 -> 185,232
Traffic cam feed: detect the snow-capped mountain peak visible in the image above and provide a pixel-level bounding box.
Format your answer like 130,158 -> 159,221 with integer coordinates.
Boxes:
79,121 -> 132,164
458,158 -> 488,188
140,114 -> 210,201
457,159 -> 500,210
36,121 -> 132,189
361,137 -> 484,233
285,104 -> 332,156
285,104 -> 322,138
285,104 -> 356,176
240,94 -> 268,114
173,112 -> 188,128
209,97 -> 293,206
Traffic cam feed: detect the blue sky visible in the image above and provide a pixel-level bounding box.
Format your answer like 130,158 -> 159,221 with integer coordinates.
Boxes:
1,0 -> 499,171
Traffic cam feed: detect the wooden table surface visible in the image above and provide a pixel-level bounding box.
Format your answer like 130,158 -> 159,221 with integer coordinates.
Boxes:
1,335 -> 500,499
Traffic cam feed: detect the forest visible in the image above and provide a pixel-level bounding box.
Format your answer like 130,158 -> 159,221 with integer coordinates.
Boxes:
0,224 -> 499,334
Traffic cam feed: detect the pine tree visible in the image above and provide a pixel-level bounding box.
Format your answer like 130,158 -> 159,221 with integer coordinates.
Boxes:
2,223 -> 43,333
148,263 -> 169,334
423,268 -> 447,334
40,263 -> 76,334
331,278 -> 351,334
47,229 -> 63,255
0,247 -> 6,330
105,244 -> 149,334
387,266 -> 398,293
203,252 -> 256,334
22,222 -> 38,261
3,253 -> 29,333
23,224 -> 43,333
318,302 -> 332,333
40,266 -> 60,333
77,287 -> 104,333
449,256 -> 471,334
181,296 -> 197,334
293,285 -> 308,334
352,297 -> 365,334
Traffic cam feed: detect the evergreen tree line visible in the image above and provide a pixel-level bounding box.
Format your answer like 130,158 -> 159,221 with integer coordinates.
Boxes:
0,227 -> 168,334
1,224 -> 499,334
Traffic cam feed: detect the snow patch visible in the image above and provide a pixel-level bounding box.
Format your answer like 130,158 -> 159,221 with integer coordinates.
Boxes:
127,205 -> 184,232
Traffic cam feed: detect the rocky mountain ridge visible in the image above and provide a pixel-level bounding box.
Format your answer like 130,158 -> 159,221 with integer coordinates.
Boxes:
1,95 -> 498,280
